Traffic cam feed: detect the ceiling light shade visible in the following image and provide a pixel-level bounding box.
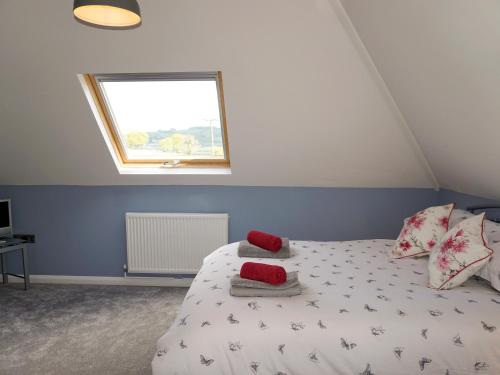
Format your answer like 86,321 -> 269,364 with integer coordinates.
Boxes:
73,0 -> 141,28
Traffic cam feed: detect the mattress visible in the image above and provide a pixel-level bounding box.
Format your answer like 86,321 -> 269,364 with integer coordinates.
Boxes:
152,240 -> 500,375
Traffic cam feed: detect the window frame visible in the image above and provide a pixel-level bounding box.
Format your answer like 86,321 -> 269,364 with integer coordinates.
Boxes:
83,71 -> 230,168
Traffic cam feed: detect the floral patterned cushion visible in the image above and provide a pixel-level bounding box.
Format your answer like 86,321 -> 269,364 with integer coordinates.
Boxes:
428,213 -> 493,289
392,204 -> 454,259
448,208 -> 500,292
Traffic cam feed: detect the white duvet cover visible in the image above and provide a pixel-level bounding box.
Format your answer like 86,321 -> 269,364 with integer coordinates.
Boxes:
152,240 -> 500,375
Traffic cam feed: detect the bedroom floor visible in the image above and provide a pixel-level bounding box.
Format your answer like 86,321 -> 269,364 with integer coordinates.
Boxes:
0,283 -> 187,375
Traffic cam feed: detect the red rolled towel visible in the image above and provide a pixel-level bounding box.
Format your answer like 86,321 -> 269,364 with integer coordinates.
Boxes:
247,230 -> 282,252
240,262 -> 287,285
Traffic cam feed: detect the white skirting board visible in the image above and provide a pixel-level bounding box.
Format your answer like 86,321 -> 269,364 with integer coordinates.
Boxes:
7,274 -> 193,287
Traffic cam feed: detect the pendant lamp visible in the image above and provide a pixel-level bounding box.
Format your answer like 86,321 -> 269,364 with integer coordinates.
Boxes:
74,0 -> 141,28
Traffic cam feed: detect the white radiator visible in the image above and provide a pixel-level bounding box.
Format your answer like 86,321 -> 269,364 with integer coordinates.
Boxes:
126,213 -> 229,274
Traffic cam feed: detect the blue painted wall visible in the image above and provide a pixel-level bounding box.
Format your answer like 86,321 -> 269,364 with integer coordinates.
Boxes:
439,189 -> 500,210
438,189 -> 500,218
0,186 -> 439,277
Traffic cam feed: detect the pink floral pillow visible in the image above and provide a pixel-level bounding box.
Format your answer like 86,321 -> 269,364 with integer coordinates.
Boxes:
392,204 -> 454,259
428,213 -> 493,289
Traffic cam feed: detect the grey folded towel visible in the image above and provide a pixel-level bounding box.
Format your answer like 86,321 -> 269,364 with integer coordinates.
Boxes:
238,238 -> 291,258
230,284 -> 301,297
231,271 -> 299,290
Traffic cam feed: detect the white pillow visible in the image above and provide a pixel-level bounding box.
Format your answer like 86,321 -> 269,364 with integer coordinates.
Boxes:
477,221 -> 500,291
428,213 -> 493,289
449,208 -> 473,228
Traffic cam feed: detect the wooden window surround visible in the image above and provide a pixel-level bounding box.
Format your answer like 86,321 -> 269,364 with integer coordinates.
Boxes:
81,72 -> 230,170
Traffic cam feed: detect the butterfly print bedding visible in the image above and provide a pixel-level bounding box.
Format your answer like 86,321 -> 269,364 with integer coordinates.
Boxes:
153,240 -> 500,375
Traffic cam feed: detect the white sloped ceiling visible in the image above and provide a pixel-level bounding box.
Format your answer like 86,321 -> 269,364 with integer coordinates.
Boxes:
0,0 -> 435,187
341,0 -> 500,200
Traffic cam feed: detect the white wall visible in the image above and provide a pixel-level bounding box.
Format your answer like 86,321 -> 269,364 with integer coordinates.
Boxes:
342,0 -> 500,200
0,0 -> 433,187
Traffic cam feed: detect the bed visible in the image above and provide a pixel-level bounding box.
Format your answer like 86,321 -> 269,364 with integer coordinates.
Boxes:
152,239 -> 500,375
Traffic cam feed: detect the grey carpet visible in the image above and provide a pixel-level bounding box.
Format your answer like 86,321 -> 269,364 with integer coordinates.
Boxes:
0,283 -> 188,375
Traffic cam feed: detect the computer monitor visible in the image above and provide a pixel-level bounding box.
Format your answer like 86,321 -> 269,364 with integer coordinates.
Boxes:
0,199 -> 12,238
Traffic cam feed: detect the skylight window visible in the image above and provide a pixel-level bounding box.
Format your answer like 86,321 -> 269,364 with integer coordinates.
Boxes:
81,72 -> 230,172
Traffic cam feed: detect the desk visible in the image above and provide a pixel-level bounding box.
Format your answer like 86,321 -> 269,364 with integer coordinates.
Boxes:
0,239 -> 30,290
